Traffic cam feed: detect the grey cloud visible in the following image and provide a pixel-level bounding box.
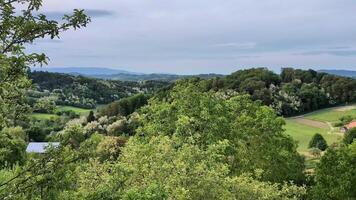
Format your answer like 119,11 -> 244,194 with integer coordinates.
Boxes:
296,50 -> 356,57
27,0 -> 356,74
43,9 -> 115,20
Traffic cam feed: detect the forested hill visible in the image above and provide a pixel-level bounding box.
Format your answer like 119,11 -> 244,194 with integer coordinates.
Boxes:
29,71 -> 170,108
153,68 -> 356,116
318,69 -> 356,78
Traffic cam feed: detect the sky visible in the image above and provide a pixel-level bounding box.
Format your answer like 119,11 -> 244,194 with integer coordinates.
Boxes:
27,0 -> 356,74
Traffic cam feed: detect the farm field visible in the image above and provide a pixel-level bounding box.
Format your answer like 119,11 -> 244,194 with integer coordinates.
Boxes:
30,105 -> 95,120
285,104 -> 356,153
303,105 -> 356,122
56,106 -> 93,115
284,119 -> 341,152
30,113 -> 58,120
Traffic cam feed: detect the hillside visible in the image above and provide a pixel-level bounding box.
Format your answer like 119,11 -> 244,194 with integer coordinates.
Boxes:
319,69 -> 356,78
92,73 -> 224,81
153,68 -> 356,116
29,71 -> 170,108
32,67 -> 224,81
31,67 -> 143,76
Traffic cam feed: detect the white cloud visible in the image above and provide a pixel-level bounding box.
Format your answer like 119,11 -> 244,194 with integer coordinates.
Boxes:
26,0 -> 356,74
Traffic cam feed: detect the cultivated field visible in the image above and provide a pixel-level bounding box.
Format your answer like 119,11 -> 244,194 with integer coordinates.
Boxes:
30,105 -> 94,120
285,104 -> 356,153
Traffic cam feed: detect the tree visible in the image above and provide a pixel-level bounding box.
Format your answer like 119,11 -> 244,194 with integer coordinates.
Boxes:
138,81 -> 305,183
0,127 -> 26,167
343,128 -> 356,145
74,135 -> 306,199
311,142 -> 356,200
309,133 -> 328,151
33,96 -> 56,113
0,0 -> 90,129
87,111 -> 95,123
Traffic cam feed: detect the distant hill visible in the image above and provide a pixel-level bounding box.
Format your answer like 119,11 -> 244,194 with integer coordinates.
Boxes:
92,73 -> 224,82
318,69 -> 356,78
31,67 -> 224,81
31,67 -> 143,76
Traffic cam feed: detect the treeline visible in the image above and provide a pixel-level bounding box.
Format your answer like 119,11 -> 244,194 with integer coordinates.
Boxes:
2,81 -> 356,199
99,93 -> 150,117
156,68 -> 356,116
28,71 -> 170,109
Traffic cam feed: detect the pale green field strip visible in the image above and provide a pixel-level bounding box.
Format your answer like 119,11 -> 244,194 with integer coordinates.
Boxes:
30,113 -> 58,120
285,119 -> 342,152
56,106 -> 93,115
303,104 -> 356,122
30,105 -> 95,120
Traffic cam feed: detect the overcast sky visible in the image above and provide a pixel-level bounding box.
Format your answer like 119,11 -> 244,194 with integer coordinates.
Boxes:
28,0 -> 356,74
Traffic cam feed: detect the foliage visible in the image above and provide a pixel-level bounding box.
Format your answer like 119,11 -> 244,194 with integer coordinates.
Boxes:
86,111 -> 95,123
0,127 -> 26,168
138,81 -> 305,183
311,142 -> 356,200
343,128 -> 356,145
183,68 -> 356,116
29,71 -> 168,109
74,135 -> 306,199
100,93 -> 150,117
0,0 -> 89,129
309,133 -> 328,151
33,96 -> 56,113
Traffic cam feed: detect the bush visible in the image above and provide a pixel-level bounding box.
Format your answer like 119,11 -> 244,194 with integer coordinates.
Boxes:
0,127 -> 26,167
343,128 -> 356,145
309,133 -> 328,151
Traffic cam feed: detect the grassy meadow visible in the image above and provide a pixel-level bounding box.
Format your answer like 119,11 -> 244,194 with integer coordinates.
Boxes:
285,104 -> 356,153
284,119 -> 341,152
30,105 -> 95,120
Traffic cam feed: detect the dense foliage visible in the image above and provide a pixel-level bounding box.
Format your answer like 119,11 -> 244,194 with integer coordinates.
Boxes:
344,128 -> 356,145
1,0 -> 355,199
309,133 -> 328,151
0,0 -> 89,129
311,142 -> 356,200
29,71 -> 169,109
99,93 -> 150,117
138,81 -> 305,183
168,68 -> 356,116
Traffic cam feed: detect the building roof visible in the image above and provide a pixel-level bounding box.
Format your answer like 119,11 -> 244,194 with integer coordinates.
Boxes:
26,142 -> 60,153
346,121 -> 356,130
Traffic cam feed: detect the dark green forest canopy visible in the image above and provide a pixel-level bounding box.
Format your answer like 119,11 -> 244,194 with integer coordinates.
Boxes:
152,68 -> 356,116
28,71 -> 170,108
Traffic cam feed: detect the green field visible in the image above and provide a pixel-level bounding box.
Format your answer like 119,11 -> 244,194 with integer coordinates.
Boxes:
285,119 -> 341,152
56,106 -> 93,115
284,105 -> 356,153
30,105 -> 94,120
304,105 -> 356,122
30,113 -> 58,120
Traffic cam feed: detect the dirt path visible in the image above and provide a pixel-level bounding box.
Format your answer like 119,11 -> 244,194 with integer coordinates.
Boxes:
335,105 -> 356,111
290,117 -> 329,129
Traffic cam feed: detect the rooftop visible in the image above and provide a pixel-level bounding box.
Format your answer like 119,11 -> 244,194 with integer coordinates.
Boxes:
26,142 -> 60,153
346,121 -> 356,130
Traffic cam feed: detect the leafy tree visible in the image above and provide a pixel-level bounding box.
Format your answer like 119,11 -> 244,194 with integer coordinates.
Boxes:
0,0 -> 90,129
74,135 -> 306,199
33,96 -> 56,113
0,127 -> 26,167
343,128 -> 356,145
309,133 -> 328,151
86,111 -> 95,123
339,115 -> 354,125
311,142 -> 356,200
138,81 -> 305,183
100,93 -> 150,117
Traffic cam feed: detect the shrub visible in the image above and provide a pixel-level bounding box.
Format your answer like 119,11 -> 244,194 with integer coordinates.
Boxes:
309,133 -> 328,151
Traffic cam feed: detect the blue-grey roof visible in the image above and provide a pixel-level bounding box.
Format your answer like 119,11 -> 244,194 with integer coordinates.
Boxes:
26,142 -> 60,153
